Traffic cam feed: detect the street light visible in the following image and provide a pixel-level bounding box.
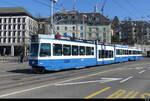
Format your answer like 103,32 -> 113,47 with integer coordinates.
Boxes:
50,0 -> 57,36
83,14 -> 87,40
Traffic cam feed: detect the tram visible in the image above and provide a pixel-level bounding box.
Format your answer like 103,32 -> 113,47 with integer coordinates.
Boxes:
29,34 -> 142,73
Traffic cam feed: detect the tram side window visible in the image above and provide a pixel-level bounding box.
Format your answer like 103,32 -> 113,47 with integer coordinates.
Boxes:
91,47 -> 94,55
105,50 -> 109,58
129,50 -> 132,55
53,44 -> 62,56
40,43 -> 51,57
79,46 -> 85,55
86,47 -> 91,55
102,50 -> 105,58
99,50 -> 101,59
63,45 -> 71,56
109,51 -> 113,58
72,45 -> 78,56
116,49 -> 119,55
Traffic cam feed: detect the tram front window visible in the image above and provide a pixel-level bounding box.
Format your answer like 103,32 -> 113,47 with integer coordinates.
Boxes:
40,43 -> 51,57
30,44 -> 39,57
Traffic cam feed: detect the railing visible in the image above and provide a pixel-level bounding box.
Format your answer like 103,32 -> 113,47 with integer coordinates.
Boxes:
0,56 -> 29,63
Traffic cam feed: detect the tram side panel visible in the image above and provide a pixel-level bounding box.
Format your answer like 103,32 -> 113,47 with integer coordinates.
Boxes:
97,45 -> 115,65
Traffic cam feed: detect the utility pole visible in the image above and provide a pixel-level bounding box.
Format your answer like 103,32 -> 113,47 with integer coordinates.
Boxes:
50,0 -> 57,35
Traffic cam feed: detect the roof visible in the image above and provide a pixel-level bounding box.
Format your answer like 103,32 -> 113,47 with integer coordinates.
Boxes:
54,10 -> 110,25
0,7 -> 34,19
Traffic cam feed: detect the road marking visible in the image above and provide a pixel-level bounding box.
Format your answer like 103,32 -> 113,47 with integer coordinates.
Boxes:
0,68 -> 123,98
55,78 -> 122,86
141,93 -> 150,99
130,92 -> 139,98
107,89 -> 126,98
148,67 -> 150,69
123,90 -> 135,98
85,87 -> 111,99
120,76 -> 133,83
139,70 -> 146,74
128,67 -> 143,70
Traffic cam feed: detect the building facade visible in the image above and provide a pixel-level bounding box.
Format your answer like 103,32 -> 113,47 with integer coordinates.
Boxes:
0,7 -> 38,56
47,10 -> 112,43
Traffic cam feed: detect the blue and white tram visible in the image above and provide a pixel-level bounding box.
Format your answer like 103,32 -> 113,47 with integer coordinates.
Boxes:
29,34 -> 142,73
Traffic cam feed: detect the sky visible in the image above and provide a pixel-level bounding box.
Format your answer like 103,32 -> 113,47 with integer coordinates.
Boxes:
0,0 -> 150,21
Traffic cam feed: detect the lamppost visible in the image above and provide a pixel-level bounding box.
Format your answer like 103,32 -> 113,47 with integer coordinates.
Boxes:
50,0 -> 57,36
83,14 -> 87,40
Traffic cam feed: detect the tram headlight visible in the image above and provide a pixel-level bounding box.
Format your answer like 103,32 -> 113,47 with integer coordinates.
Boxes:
32,61 -> 35,64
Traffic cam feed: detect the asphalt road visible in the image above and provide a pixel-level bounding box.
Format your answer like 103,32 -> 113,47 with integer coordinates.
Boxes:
0,57 -> 150,99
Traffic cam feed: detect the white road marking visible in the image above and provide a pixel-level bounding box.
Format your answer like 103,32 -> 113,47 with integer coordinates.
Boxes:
120,76 -> 133,83
128,67 -> 143,70
148,67 -> 150,69
0,68 -> 124,98
55,78 -> 123,86
139,70 -> 146,74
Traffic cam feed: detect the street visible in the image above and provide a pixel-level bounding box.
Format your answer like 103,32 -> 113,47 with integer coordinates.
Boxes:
0,57 -> 150,99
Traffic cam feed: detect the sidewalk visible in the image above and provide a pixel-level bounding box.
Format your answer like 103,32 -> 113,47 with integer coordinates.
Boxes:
0,62 -> 30,71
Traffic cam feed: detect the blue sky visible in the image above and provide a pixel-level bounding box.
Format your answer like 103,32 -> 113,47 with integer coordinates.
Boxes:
0,0 -> 150,21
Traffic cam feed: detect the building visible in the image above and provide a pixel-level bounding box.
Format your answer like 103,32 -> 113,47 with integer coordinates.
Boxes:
0,7 -> 38,56
47,10 -> 112,43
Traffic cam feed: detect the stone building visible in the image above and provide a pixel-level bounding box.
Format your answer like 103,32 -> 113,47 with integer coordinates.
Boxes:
46,10 -> 112,44
0,7 -> 38,56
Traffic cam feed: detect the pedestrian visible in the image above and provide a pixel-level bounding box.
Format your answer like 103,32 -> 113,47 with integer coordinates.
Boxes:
20,52 -> 24,63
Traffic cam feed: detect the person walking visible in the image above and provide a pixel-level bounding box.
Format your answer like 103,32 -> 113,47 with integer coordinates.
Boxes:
20,52 -> 24,63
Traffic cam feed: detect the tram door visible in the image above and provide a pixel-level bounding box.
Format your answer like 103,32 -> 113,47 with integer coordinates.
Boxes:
97,45 -> 105,65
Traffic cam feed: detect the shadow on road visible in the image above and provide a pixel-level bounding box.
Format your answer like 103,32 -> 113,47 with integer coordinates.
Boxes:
7,69 -> 33,74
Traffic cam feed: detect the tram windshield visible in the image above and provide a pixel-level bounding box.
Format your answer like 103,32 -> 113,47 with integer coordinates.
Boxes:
30,43 -> 39,57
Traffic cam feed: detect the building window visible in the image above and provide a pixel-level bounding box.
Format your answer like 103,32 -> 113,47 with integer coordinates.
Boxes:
89,28 -> 92,32
17,38 -> 20,43
18,24 -> 21,30
4,25 -> 7,30
22,31 -> 25,36
13,18 -> 16,23
80,32 -> 83,38
8,31 -> 11,36
8,25 -> 11,30
13,38 -> 15,43
8,38 -> 11,43
13,31 -> 16,36
0,19 -> 2,23
96,28 -> 99,32
17,31 -> 20,36
80,26 -> 83,30
3,38 -> 6,43
89,33 -> 92,38
72,32 -> 75,38
57,26 -> 59,30
4,31 -> 7,36
96,33 -> 99,38
13,25 -> 16,30
8,18 -> 11,23
72,26 -> 75,31
65,26 -> 67,31
4,18 -> 7,23
18,18 -> 21,23
23,18 -> 26,23
103,27 -> 106,32
22,24 -> 25,29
